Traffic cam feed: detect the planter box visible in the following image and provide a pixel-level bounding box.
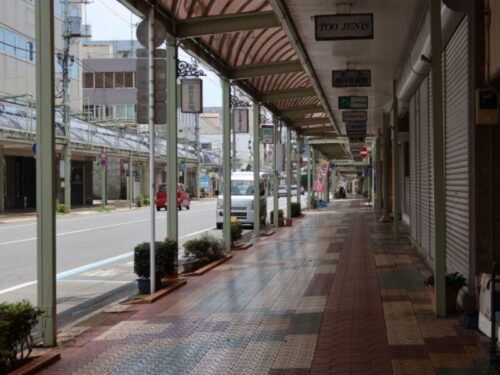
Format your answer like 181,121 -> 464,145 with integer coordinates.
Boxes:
427,285 -> 460,314
123,278 -> 187,304
182,255 -> 233,276
182,260 -> 201,273
9,352 -> 60,375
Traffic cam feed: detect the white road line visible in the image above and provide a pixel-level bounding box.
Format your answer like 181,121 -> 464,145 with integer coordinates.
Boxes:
0,226 -> 215,295
0,207 -> 216,246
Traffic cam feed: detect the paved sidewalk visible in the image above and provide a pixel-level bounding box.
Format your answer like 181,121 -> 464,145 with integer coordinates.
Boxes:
40,199 -> 493,374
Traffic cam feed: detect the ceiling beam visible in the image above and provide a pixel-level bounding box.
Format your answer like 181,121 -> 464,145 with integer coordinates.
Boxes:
308,137 -> 350,145
280,105 -> 324,118
261,87 -> 316,102
176,11 -> 280,38
231,61 -> 303,80
291,117 -> 330,127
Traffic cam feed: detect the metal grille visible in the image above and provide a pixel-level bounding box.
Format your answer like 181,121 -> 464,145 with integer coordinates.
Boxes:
409,96 -> 417,242
444,17 -> 470,278
419,77 -> 431,257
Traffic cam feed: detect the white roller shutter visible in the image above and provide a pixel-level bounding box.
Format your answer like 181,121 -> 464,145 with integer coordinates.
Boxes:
444,17 -> 469,278
428,72 -> 435,261
409,97 -> 417,241
419,78 -> 431,257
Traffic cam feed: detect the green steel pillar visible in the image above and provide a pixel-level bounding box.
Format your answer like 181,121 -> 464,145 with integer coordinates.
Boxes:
166,34 -> 179,260
272,116 -> 279,229
430,0 -> 446,317
331,163 -> 336,199
286,126 -> 292,219
253,101 -> 261,237
296,136 -> 301,209
312,149 -> 316,199
380,114 -> 391,221
128,153 -> 133,209
0,144 -> 4,214
35,0 -> 56,347
375,131 -> 383,210
392,80 -> 400,241
221,78 -> 232,251
306,138 -> 311,208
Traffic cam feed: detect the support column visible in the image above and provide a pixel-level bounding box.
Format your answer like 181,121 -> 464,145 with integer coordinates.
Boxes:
253,101 -> 260,237
380,114 -> 391,221
430,0 -> 446,317
222,78 -> 232,252
296,136 -> 301,209
331,163 -> 336,199
166,34 -> 179,262
306,138 -> 311,208
148,7 -> 156,292
128,153 -> 133,209
195,113 -> 200,199
0,144 -> 4,214
375,131 -> 383,210
312,149 -> 316,199
273,116 -> 279,228
101,164 -> 107,208
36,0 -> 56,346
286,126 -> 292,219
392,80 -> 400,241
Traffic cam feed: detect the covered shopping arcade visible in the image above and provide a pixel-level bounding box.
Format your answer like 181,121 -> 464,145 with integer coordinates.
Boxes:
28,0 -> 500,372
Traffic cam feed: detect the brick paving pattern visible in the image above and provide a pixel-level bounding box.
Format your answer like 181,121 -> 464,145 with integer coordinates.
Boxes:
41,199 -> 494,374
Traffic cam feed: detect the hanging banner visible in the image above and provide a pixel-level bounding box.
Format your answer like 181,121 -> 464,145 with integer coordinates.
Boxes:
313,159 -> 329,193
234,108 -> 249,133
181,78 -> 203,113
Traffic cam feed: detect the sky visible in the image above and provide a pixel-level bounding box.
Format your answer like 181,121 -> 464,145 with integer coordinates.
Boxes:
85,0 -> 222,107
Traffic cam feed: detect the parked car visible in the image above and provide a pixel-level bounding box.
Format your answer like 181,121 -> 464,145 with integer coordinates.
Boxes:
278,185 -> 287,197
156,183 -> 190,211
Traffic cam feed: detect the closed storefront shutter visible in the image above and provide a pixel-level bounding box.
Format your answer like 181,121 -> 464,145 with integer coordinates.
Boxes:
409,96 -> 417,241
419,77 -> 431,257
428,72 -> 435,260
444,17 -> 469,278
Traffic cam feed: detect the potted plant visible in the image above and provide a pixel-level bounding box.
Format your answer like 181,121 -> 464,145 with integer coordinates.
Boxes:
310,196 -> 318,209
424,272 -> 467,314
183,235 -> 225,272
270,209 -> 284,226
0,300 -> 42,373
291,202 -> 301,218
134,239 -> 177,294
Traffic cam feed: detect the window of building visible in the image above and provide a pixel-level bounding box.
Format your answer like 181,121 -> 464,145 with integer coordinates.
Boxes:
94,73 -> 104,88
83,72 -> 93,88
115,72 -> 124,88
124,72 -> 134,88
0,26 -> 35,63
104,72 -> 114,88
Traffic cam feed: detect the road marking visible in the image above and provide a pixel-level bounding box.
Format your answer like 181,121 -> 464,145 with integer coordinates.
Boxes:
0,207 -> 216,246
0,226 -> 215,295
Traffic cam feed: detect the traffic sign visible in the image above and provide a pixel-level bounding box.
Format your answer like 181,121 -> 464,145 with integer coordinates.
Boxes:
338,96 -> 368,109
360,145 -> 368,159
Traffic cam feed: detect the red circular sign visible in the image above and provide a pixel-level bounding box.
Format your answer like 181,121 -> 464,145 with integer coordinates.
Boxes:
360,146 -> 368,159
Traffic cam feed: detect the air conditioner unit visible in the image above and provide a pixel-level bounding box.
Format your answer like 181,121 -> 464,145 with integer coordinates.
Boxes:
81,24 -> 92,38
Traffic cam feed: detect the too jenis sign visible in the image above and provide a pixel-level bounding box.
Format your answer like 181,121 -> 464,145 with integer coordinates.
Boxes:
315,14 -> 374,41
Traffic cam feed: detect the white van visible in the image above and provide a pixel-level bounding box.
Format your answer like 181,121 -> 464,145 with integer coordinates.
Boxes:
216,171 -> 268,229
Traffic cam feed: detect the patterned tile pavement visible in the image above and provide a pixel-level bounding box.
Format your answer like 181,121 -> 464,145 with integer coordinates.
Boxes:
41,199 -> 495,374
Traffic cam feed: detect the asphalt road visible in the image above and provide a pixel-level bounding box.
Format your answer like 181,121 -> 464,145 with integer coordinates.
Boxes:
0,194 -> 306,327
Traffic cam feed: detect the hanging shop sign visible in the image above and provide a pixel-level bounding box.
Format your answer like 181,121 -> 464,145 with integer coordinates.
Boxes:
313,159 -> 330,193
346,122 -> 367,136
181,78 -> 203,113
338,96 -> 368,109
261,125 -> 274,144
234,108 -> 249,133
315,14 -> 374,41
342,110 -> 368,122
332,69 -> 371,88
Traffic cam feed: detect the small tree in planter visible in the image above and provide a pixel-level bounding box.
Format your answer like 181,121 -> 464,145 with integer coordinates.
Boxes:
230,221 -> 243,244
270,209 -> 284,226
424,272 -> 467,314
291,203 -> 301,218
0,300 -> 42,373
183,235 -> 225,272
134,239 -> 177,294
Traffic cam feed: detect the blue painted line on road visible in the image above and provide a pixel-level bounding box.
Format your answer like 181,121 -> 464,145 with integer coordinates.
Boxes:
56,252 -> 133,280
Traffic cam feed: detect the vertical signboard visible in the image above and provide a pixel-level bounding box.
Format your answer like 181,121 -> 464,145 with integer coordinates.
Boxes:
261,125 -> 274,144
313,159 -> 329,193
234,109 -> 249,133
181,78 -> 203,113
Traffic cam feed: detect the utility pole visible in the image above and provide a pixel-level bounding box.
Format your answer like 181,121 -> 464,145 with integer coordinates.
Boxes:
58,0 -> 89,211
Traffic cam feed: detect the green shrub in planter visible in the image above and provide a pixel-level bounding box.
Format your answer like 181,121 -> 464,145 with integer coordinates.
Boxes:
142,196 -> 150,206
134,239 -> 177,279
230,221 -> 243,244
135,197 -> 143,207
310,196 -> 318,209
424,272 -> 467,289
270,209 -> 284,224
183,235 -> 225,266
0,300 -> 42,372
291,203 -> 301,218
56,203 -> 69,214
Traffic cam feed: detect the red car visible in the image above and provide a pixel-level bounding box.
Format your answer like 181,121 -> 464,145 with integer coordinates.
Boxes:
156,183 -> 190,211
